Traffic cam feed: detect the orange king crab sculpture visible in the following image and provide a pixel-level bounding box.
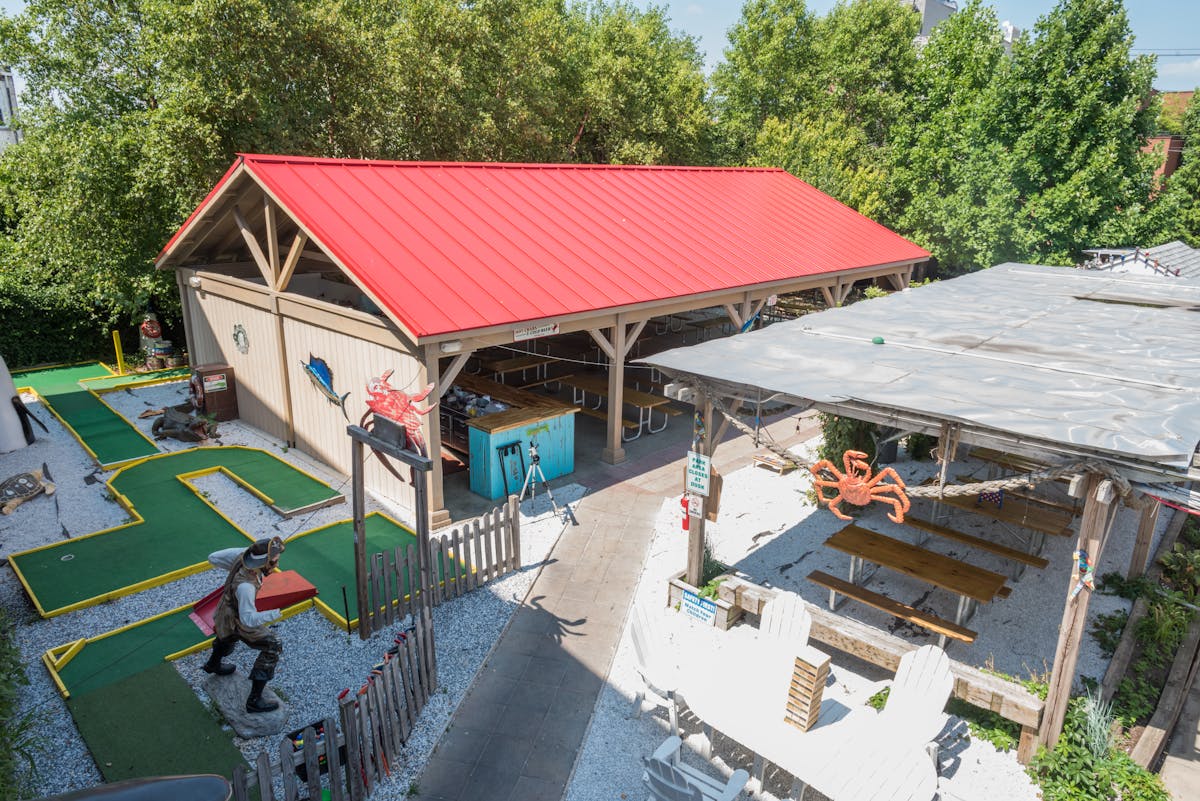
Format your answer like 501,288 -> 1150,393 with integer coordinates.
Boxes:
810,449 -> 911,523
363,369 -> 437,456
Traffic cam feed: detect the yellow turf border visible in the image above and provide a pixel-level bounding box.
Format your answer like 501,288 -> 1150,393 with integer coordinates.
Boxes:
42,597 -> 317,699
13,361 -> 178,468
8,446 -> 340,618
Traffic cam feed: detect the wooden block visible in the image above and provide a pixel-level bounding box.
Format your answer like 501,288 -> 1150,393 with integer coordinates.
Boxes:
784,647 -> 831,732
752,452 -> 798,475
257,570 -> 318,611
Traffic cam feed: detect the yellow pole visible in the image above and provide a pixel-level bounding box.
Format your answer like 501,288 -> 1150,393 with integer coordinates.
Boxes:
111,331 -> 126,375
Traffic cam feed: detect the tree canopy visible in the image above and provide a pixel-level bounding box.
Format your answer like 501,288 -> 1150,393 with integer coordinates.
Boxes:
0,0 -> 1191,365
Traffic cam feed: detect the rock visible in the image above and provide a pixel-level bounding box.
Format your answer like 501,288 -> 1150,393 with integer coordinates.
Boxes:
202,674 -> 288,738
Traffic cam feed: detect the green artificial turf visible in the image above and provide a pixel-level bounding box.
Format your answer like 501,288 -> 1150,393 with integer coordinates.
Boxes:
81,367 -> 192,391
57,607 -> 210,698
282,513 -> 421,623
67,662 -> 244,782
11,447 -> 343,616
15,362 -> 159,465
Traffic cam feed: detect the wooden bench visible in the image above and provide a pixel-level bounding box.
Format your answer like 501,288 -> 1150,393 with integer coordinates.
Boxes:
905,517 -> 1049,570
807,571 -> 977,643
516,372 -> 572,391
920,481 -> 1075,538
575,405 -> 638,429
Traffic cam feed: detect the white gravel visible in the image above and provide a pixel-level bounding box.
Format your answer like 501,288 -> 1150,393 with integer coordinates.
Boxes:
0,379 -> 575,799
566,438 -> 1164,801
0,377 -> 1170,800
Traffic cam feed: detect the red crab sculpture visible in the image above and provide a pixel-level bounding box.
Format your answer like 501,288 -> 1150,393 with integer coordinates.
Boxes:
363,370 -> 437,456
810,449 -> 911,523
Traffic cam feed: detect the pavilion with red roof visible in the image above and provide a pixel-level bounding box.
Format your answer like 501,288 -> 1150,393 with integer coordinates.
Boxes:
158,154 -> 928,522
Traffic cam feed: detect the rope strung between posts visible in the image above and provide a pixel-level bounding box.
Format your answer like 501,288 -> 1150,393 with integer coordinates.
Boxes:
707,394 -> 1144,507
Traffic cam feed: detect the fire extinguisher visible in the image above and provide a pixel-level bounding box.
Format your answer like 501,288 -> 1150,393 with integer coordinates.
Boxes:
681,495 -> 689,532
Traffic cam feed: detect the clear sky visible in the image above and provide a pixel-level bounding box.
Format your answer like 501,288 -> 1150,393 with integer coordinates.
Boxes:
661,1 -> 1200,91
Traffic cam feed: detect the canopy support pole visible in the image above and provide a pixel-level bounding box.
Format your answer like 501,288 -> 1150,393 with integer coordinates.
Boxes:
1127,499 -> 1159,579
686,393 -> 716,587
1037,473 -> 1112,752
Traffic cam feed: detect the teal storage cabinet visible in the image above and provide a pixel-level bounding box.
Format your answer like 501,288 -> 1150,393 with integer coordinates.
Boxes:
468,409 -> 577,500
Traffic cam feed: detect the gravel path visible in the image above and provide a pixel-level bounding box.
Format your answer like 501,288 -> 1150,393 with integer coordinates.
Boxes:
0,380 -> 575,799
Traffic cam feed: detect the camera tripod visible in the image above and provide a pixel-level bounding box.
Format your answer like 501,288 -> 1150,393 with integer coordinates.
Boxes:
518,442 -> 562,517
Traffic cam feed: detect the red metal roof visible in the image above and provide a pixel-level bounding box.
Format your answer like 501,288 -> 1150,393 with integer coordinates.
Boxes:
165,154 -> 929,339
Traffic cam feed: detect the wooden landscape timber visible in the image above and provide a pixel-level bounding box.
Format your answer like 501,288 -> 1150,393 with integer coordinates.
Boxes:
1129,615 -> 1200,768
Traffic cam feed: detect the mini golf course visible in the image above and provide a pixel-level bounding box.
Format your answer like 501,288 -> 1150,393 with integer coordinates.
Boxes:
11,446 -> 344,617
13,362 -> 166,466
44,513 -> 418,699
67,662 -> 246,782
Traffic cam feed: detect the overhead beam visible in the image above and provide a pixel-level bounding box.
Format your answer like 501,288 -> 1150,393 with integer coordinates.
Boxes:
276,232 -> 309,291
819,285 -> 838,308
232,206 -> 273,285
622,320 -> 647,359
587,328 -> 616,361
436,351 -> 474,398
722,303 -> 744,330
264,196 -> 280,280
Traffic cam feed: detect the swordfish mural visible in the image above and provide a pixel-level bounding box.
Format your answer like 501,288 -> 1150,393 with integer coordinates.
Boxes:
300,354 -> 350,421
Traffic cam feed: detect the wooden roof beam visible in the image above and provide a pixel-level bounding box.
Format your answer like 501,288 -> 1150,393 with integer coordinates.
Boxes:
232,205 -> 274,285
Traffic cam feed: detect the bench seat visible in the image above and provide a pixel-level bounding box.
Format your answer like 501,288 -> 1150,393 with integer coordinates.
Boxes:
807,571 -> 977,643
575,405 -> 639,429
905,517 -> 1049,570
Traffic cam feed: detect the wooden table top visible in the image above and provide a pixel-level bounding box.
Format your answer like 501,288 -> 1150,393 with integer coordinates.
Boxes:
557,374 -> 673,408
447,373 -> 577,434
825,524 -> 1008,604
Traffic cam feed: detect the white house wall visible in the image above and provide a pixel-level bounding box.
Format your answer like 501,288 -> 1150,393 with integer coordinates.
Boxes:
186,288 -> 287,442
282,316 -> 422,516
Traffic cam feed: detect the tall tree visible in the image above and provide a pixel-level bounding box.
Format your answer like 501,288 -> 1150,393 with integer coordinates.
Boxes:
0,0 -> 714,328
712,0 -> 818,164
890,0 -> 1012,271
986,0 -> 1156,265
1149,91 -> 1200,247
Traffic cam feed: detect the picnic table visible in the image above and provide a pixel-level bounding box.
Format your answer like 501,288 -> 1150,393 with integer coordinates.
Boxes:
475,352 -> 557,384
821,523 -> 1010,645
556,374 -> 678,441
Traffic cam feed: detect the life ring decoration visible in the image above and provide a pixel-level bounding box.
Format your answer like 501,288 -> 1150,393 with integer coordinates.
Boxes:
140,318 -> 162,340
232,324 -> 249,354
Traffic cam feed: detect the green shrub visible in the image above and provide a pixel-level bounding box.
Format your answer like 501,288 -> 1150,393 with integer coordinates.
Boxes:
817,413 -> 878,465
1089,609 -> 1129,658
902,432 -> 938,461
0,609 -> 41,797
0,277 -> 119,368
1031,697 -> 1168,801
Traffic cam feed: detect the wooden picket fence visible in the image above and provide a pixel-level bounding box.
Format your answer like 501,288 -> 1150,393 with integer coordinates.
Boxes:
231,604 -> 437,801
358,496 -> 521,637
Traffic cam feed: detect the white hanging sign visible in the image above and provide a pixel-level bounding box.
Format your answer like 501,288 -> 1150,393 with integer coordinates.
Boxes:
513,322 -> 560,342
686,451 -> 711,496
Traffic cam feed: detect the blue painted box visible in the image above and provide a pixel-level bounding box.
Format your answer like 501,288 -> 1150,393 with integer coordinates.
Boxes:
468,410 -> 576,500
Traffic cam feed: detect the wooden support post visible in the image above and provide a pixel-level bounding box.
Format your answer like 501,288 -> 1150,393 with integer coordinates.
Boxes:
819,285 -> 837,308
423,346 -> 448,529
276,232 -> 308,291
263,196 -> 280,281
352,437 -> 368,639
1127,499 -> 1160,579
271,294 -> 296,447
602,318 -> 627,465
686,393 -> 715,587
1038,473 -> 1111,750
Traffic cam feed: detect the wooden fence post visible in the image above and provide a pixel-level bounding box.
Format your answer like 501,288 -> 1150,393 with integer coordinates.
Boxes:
509,494 -> 522,569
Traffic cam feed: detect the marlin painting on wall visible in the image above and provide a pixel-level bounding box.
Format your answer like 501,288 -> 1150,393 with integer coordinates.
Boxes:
301,354 -> 350,420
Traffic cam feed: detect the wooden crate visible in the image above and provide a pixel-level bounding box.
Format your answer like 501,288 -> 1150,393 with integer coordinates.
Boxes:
784,644 -> 831,732
753,451 -> 799,475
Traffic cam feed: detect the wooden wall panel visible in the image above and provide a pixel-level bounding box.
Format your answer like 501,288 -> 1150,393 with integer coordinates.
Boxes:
188,291 -> 288,441
282,316 -> 422,517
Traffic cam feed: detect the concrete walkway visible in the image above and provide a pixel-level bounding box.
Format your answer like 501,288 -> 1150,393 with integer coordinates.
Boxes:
414,413 -> 816,801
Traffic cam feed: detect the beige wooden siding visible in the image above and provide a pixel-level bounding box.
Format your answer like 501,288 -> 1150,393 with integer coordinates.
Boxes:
282,316 -> 422,516
187,291 -> 288,442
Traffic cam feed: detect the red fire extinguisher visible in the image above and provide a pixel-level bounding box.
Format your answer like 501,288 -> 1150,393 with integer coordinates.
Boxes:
681,495 -> 689,532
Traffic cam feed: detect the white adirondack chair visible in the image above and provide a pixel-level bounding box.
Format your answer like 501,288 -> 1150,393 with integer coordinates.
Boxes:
630,603 -> 682,735
787,645 -> 952,801
760,590 -> 812,650
644,735 -> 749,801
